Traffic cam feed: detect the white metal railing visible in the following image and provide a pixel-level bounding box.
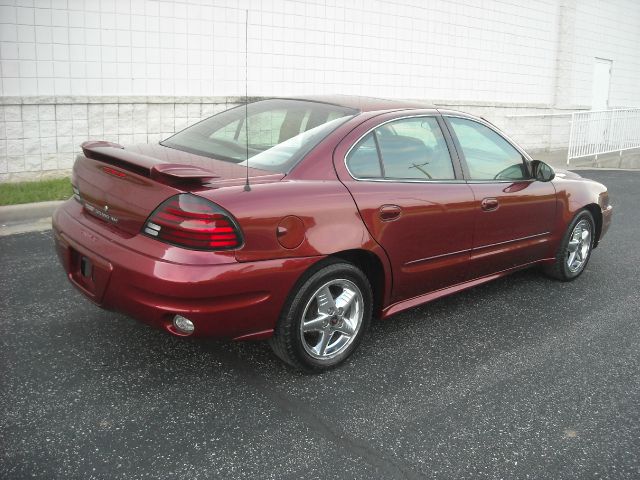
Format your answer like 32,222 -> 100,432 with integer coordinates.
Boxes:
567,108 -> 640,165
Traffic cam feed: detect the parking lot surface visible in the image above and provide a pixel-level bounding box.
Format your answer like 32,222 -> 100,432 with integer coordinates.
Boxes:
1,170 -> 639,480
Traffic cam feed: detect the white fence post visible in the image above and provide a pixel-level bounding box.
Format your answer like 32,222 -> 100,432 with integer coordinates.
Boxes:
567,112 -> 575,165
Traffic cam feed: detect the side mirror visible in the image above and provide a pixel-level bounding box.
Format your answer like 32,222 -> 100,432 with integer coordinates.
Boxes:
531,160 -> 555,182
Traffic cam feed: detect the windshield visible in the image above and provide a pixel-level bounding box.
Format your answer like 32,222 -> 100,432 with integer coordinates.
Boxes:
160,99 -> 357,173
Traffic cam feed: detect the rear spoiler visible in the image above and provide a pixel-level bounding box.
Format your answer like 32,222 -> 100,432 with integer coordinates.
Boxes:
81,141 -> 219,183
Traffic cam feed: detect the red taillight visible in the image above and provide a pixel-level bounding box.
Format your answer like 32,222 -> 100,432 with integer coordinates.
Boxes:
143,194 -> 243,250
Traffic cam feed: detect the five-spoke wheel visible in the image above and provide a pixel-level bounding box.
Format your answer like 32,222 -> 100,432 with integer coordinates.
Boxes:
545,210 -> 595,281
566,218 -> 592,273
300,279 -> 364,360
269,261 -> 372,372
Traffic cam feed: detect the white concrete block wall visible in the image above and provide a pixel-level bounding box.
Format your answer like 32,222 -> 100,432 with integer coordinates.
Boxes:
0,97 -> 239,181
571,0 -> 640,109
0,0 -> 561,102
0,0 -> 639,181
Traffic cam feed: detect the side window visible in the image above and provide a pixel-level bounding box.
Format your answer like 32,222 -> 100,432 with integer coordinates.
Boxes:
447,117 -> 528,181
375,117 -> 455,180
346,133 -> 382,178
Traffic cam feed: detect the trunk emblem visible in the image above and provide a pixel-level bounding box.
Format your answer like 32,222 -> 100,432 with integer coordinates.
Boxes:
85,202 -> 119,224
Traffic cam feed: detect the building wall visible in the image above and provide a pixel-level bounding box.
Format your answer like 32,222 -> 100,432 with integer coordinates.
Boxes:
0,0 -> 639,182
550,0 -> 640,109
0,0 -> 562,102
0,96 -> 242,181
570,0 -> 640,108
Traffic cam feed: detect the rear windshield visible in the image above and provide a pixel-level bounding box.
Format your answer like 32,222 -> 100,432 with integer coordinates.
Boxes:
160,99 -> 357,173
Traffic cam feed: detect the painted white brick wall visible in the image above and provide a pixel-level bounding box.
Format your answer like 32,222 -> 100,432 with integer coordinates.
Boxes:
0,0 -> 562,103
571,0 -> 640,108
0,97 -> 240,181
0,0 -> 639,181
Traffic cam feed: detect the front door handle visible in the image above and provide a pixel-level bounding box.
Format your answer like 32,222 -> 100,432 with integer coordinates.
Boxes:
379,204 -> 402,222
481,197 -> 499,211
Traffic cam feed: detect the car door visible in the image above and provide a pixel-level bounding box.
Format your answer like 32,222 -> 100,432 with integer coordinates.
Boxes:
333,111 -> 476,304
443,114 -> 557,278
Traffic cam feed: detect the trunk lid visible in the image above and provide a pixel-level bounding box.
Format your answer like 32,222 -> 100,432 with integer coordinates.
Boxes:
73,141 -> 283,236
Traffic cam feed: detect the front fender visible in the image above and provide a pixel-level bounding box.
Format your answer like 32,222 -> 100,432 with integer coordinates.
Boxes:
552,172 -> 610,244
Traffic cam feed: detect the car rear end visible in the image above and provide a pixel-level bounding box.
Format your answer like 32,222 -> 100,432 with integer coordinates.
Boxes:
52,99 -> 358,340
52,142 -> 313,340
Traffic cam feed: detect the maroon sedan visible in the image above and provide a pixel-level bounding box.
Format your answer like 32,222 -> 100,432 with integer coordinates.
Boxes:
53,96 -> 612,371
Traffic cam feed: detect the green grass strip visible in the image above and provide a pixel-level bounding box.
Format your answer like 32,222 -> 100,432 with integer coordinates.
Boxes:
0,178 -> 73,206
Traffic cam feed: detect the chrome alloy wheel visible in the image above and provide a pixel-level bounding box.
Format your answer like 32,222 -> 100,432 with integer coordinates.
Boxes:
299,279 -> 364,360
566,219 -> 592,273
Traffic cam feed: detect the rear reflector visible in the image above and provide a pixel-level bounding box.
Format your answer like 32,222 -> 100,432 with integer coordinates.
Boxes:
72,184 -> 82,202
142,194 -> 243,250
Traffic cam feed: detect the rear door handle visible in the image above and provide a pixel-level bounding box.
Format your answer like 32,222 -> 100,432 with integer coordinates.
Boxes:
481,197 -> 499,211
379,204 -> 402,221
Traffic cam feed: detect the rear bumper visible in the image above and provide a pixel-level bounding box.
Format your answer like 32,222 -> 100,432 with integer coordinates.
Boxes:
52,200 -> 322,340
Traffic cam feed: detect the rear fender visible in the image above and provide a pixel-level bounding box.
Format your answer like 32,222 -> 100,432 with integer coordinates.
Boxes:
199,180 -> 394,306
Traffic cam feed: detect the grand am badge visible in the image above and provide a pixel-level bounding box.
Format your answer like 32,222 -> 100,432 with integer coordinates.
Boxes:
85,202 -> 119,224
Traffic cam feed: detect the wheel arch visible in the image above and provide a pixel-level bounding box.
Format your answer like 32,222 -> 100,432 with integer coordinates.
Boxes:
329,249 -> 387,319
280,248 -> 389,324
583,203 -> 602,247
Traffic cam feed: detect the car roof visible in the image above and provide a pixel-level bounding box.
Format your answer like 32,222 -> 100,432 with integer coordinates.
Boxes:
268,95 -> 436,113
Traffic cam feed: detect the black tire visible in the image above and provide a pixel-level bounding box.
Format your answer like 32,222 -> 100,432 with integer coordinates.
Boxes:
269,261 -> 373,372
544,210 -> 595,281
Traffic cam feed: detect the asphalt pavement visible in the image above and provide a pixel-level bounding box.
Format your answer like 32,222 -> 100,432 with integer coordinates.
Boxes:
1,170 -> 639,480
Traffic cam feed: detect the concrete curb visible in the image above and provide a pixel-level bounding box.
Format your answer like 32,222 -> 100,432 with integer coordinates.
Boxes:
0,200 -> 65,224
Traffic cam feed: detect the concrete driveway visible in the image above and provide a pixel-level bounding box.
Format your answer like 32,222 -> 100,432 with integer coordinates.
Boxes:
1,170 -> 638,479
